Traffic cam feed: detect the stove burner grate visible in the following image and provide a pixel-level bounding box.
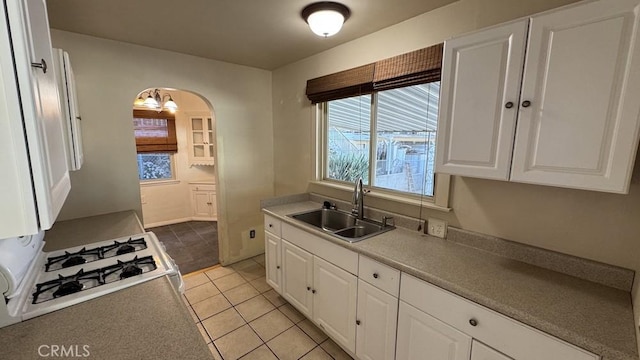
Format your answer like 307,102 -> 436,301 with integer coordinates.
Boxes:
33,269 -> 104,304
44,237 -> 148,272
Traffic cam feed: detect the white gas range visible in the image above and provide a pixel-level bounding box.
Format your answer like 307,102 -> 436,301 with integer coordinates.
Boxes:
0,231 -> 183,327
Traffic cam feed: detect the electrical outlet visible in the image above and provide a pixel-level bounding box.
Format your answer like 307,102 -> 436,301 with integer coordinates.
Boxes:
427,218 -> 447,238
249,230 -> 256,239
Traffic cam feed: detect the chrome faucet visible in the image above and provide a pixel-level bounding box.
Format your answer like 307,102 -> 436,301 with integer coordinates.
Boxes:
352,178 -> 366,220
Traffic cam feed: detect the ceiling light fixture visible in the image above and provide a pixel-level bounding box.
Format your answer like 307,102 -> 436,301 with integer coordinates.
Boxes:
133,89 -> 179,113
302,2 -> 350,38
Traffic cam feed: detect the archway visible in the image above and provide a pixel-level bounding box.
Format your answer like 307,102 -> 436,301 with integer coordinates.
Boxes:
132,87 -> 221,274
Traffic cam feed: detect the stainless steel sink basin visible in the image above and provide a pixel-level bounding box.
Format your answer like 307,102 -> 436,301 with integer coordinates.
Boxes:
289,208 -> 394,242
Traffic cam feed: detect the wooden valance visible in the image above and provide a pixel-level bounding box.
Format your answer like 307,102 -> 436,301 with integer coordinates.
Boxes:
305,42 -> 443,103
133,110 -> 177,153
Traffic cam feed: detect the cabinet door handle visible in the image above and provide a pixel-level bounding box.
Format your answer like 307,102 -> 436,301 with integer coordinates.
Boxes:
505,101 -> 514,109
312,289 -> 316,294
521,100 -> 531,108
372,273 -> 379,279
76,116 -> 82,121
276,265 -> 280,269
307,286 -> 311,291
469,318 -> 478,327
269,224 -> 273,228
31,59 -> 47,73
356,320 -> 361,325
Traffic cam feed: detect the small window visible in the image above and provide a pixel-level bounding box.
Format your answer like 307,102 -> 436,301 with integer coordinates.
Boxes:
137,153 -> 174,181
133,110 -> 178,182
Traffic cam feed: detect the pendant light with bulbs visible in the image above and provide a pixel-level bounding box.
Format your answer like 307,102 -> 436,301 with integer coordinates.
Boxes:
302,2 -> 350,37
133,89 -> 179,113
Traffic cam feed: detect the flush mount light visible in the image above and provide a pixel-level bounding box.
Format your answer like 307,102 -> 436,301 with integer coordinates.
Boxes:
302,2 -> 351,37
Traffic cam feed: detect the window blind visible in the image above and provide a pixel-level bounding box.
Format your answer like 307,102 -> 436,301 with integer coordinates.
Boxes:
305,43 -> 443,103
133,110 -> 178,153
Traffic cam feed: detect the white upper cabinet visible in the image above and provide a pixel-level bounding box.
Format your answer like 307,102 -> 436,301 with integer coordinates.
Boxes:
53,48 -> 83,171
0,0 -> 70,238
188,114 -> 215,166
436,0 -> 640,193
436,20 -> 528,180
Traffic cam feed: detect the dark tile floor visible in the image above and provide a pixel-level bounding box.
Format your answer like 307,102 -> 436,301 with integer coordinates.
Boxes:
148,221 -> 219,274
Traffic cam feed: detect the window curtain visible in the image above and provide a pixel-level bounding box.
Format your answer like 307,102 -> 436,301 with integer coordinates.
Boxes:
133,110 -> 178,153
305,42 -> 443,104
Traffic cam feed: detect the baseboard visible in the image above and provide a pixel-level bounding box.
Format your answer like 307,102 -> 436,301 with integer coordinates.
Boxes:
144,216 -> 217,229
144,217 -> 193,229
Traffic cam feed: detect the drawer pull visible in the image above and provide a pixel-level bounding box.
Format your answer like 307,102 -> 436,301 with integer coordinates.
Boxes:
269,224 -> 273,228
276,265 -> 280,269
31,59 -> 48,73
505,101 -> 514,109
521,100 -> 531,108
469,318 -> 478,327
372,273 -> 379,279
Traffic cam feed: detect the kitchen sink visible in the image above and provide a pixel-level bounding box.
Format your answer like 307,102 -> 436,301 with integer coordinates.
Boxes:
289,208 -> 394,242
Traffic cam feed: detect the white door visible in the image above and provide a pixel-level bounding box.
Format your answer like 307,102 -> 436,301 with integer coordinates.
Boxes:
396,301 -> 471,360
356,280 -> 398,360
20,0 -> 70,230
313,256 -> 357,353
264,232 -> 281,294
511,0 -> 640,193
471,340 -> 513,360
281,240 -> 313,318
436,20 -> 528,180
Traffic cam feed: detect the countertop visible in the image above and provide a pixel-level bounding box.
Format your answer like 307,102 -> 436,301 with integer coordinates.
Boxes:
0,211 -> 213,360
0,277 -> 212,360
263,201 -> 638,360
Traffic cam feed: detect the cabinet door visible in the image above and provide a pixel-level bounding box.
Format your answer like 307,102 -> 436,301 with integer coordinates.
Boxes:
208,191 -> 217,219
356,280 -> 398,360
471,340 -> 513,360
436,20 -> 528,180
265,232 -> 281,294
313,256 -> 358,353
13,0 -> 70,231
511,0 -> 640,193
192,191 -> 212,218
188,115 -> 215,166
281,239 -> 313,318
396,301 -> 471,360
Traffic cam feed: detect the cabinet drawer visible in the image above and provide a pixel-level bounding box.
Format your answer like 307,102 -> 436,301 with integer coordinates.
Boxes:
282,223 -> 358,275
358,255 -> 400,297
264,214 -> 282,237
191,184 -> 216,192
400,274 -> 598,360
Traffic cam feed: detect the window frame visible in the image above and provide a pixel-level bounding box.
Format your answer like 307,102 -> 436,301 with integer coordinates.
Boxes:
314,95 -> 451,211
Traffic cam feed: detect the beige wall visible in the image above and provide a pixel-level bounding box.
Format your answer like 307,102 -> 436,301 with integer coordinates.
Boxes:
272,0 -> 640,346
52,30 -> 274,265
137,90 -> 216,227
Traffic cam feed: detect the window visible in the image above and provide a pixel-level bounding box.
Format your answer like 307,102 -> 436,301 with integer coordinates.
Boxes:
307,43 -> 449,206
133,110 -> 178,181
324,82 -> 439,196
137,153 -> 174,181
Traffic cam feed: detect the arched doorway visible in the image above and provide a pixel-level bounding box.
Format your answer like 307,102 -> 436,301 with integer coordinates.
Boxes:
132,88 -> 220,273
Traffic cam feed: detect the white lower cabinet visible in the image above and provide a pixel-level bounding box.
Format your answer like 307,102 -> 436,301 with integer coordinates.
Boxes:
264,232 -> 281,293
280,238 -> 357,353
313,256 -> 357,352
396,301 -> 471,360
190,184 -> 217,221
356,279 -> 398,360
281,239 -> 314,318
471,340 -> 513,360
400,273 -> 598,360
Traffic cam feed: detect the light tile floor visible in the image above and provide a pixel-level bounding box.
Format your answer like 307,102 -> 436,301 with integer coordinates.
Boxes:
182,255 -> 354,360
